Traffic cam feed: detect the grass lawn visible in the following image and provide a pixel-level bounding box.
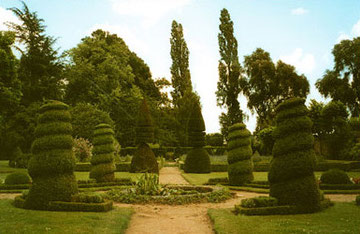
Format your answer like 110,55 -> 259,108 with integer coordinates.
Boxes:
182,171 -> 360,185
208,202 -> 360,234
0,199 -> 133,234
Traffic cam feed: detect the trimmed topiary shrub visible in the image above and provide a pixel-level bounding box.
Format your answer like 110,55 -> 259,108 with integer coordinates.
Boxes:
269,98 -> 321,213
320,169 -> 352,184
90,124 -> 116,182
5,172 -> 31,185
227,123 -> 254,185
130,99 -> 158,173
24,101 -> 78,210
184,102 -> 210,173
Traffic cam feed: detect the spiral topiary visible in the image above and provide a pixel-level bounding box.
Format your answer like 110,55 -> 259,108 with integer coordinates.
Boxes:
130,99 -> 158,173
24,101 -> 78,210
184,102 -> 210,173
269,97 -> 321,213
227,123 -> 253,185
90,124 -> 116,182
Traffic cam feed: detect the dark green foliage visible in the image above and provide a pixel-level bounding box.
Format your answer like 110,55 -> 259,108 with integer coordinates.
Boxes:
240,196 -> 278,208
269,98 -> 321,213
24,101 -> 78,210
70,103 -> 114,141
184,102 -> 210,173
227,123 -> 253,185
184,148 -> 211,173
136,99 -> 154,144
257,127 -> 275,155
356,195 -> 360,206
206,133 -> 224,146
71,193 -> 104,203
216,8 -> 244,136
5,172 -> 31,185
130,143 -> 159,173
320,169 -> 351,184
90,124 -> 116,182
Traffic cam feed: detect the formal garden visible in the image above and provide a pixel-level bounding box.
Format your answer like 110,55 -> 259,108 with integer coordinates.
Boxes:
1,2 -> 360,234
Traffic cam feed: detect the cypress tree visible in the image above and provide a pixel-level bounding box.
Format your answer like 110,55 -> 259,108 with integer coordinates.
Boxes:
25,101 -> 78,210
130,99 -> 158,173
90,124 -> 116,182
184,102 -> 210,173
269,98 -> 321,213
227,123 -> 253,185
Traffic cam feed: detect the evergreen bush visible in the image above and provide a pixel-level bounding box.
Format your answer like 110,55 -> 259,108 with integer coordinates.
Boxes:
184,102 -> 210,173
269,98 -> 321,213
130,99 -> 158,173
25,101 -> 78,210
5,172 -> 31,185
227,123 -> 254,185
90,124 -> 116,182
320,169 -> 352,184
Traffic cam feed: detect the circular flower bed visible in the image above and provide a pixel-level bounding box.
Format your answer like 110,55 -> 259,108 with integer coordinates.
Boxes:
105,185 -> 232,205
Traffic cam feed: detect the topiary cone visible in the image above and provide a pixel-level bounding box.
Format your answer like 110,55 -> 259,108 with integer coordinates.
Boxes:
25,101 -> 78,210
184,102 -> 210,173
227,123 -> 253,185
90,123 -> 116,182
269,97 -> 321,213
130,99 -> 158,173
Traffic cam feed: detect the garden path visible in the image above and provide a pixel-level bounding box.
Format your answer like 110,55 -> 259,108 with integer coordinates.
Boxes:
159,166 -> 189,185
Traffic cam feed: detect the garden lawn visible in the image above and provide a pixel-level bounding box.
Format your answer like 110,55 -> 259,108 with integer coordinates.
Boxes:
182,171 -> 360,185
208,202 -> 360,234
0,199 -> 133,234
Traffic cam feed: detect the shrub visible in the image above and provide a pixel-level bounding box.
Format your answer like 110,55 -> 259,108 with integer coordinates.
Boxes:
227,123 -> 253,185
90,124 -> 116,182
184,102 -> 210,173
320,169 -> 352,184
349,143 -> 360,161
252,151 -> 262,162
257,127 -> 275,155
205,133 -> 224,146
356,195 -> 360,206
71,193 -> 104,203
5,172 -> 31,185
130,99 -> 158,173
73,137 -> 93,162
269,98 -> 321,213
25,100 -> 78,210
240,196 -> 278,208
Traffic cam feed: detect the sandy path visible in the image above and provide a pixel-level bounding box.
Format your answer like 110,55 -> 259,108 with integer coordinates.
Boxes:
159,167 -> 189,185
0,193 -> 20,199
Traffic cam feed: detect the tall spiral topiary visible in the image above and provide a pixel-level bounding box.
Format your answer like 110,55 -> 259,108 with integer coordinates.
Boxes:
184,102 -> 210,173
227,123 -> 253,185
90,124 -> 116,182
269,98 -> 321,213
130,99 -> 158,173
25,101 -> 78,210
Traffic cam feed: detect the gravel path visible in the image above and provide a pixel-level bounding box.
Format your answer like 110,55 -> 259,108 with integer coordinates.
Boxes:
159,167 -> 189,185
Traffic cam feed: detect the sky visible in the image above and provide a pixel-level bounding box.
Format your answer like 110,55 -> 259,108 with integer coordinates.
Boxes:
1,0 -> 360,133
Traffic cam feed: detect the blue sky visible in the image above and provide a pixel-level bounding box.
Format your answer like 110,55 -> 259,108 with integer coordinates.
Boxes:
1,0 -> 360,133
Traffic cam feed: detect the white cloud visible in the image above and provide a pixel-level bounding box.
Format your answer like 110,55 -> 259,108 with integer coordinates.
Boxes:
351,19 -> 360,37
291,7 -> 308,15
110,0 -> 191,28
336,32 -> 351,43
0,7 -> 20,31
88,23 -> 149,55
280,48 -> 315,74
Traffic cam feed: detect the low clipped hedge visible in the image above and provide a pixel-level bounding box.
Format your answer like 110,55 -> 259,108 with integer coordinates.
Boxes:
5,172 -> 31,185
75,162 -> 131,172
240,196 -> 278,208
235,198 -> 333,216
320,169 -> 352,184
14,194 -> 113,212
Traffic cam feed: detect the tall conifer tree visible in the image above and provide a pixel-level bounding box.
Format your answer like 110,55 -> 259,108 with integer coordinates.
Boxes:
216,8 -> 244,138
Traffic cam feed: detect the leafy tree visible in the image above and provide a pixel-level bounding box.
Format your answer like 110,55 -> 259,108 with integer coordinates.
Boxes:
7,2 -> 64,105
205,133 -> 224,146
170,20 -> 192,106
316,37 -> 360,116
243,48 -> 310,130
0,31 -> 21,117
216,8 -> 245,137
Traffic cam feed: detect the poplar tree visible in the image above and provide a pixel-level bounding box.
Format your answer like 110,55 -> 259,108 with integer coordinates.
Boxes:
216,8 -> 244,138
170,20 -> 192,106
